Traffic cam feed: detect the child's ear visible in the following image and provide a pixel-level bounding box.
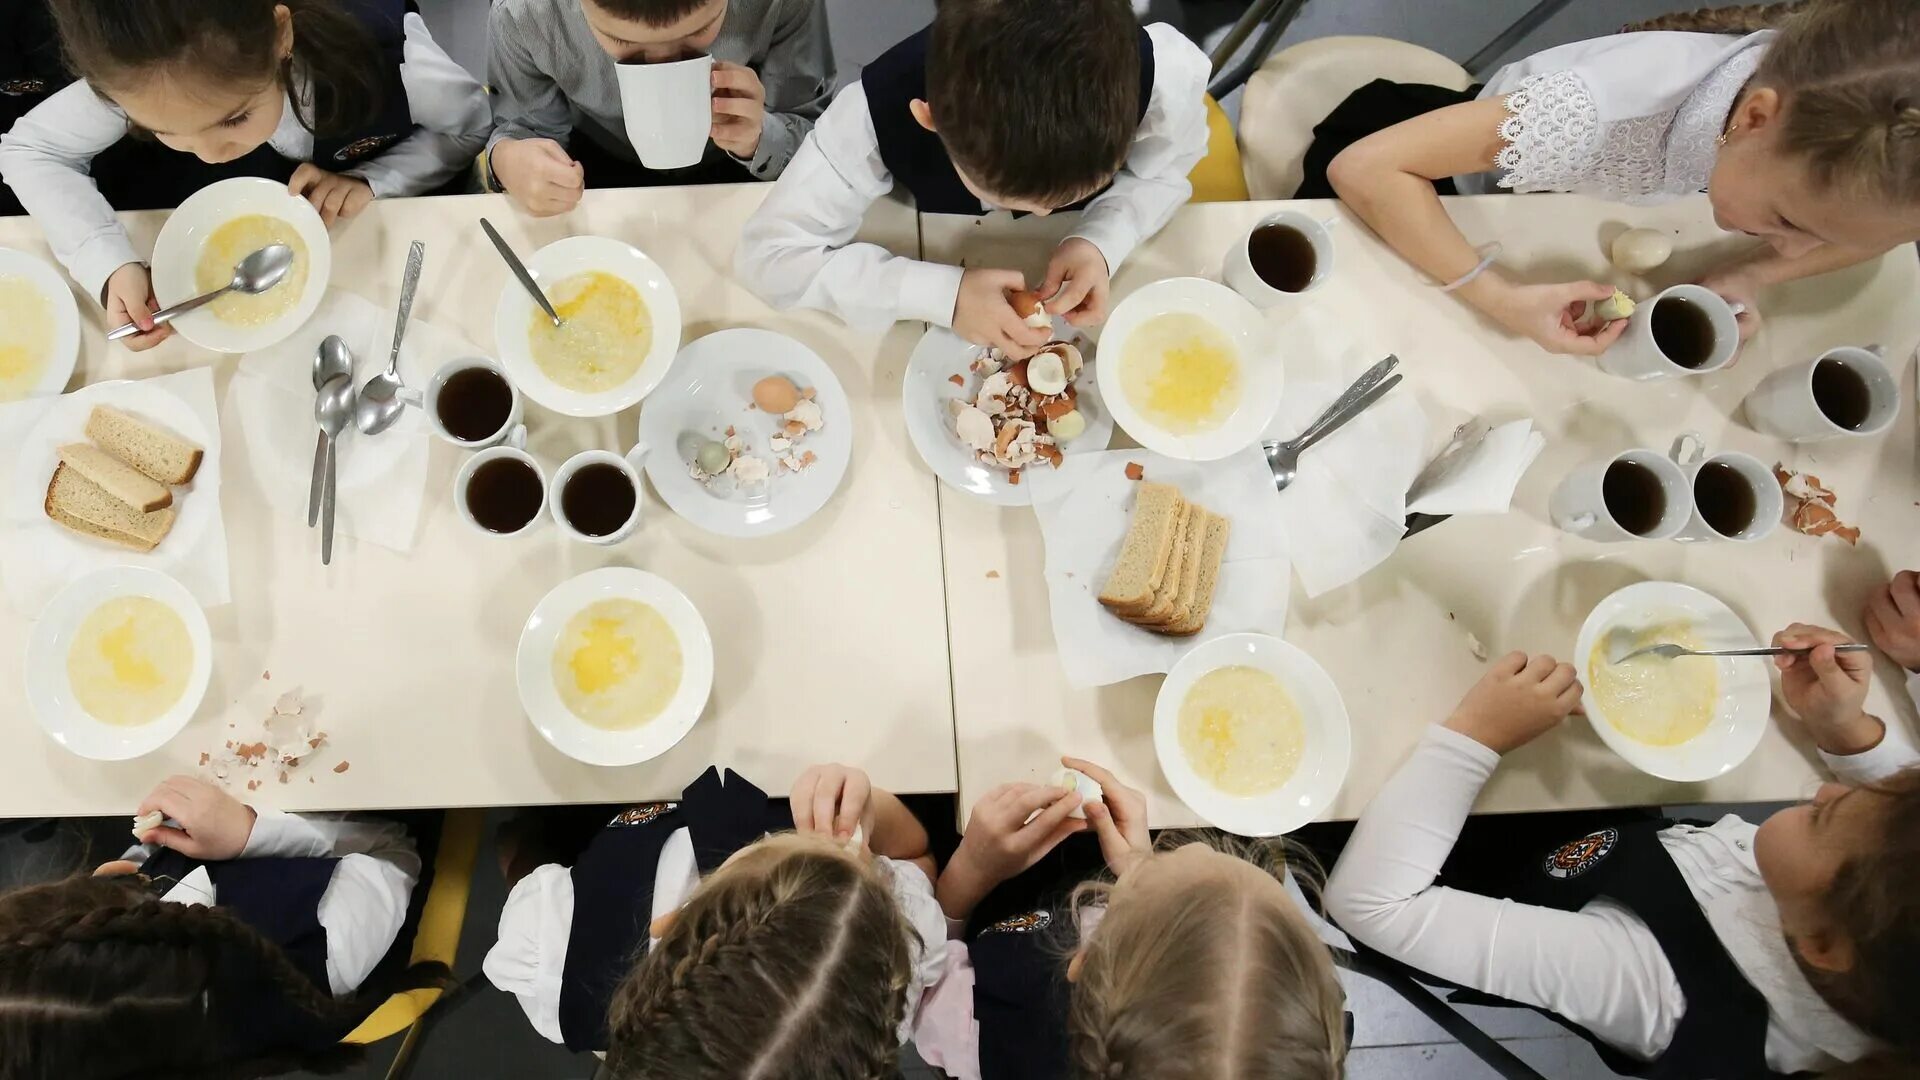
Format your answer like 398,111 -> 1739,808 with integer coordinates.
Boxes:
274,4 -> 296,62
1066,947 -> 1085,983
649,911 -> 679,939
910,99 -> 937,133
1789,927 -> 1855,975
1736,86 -> 1783,136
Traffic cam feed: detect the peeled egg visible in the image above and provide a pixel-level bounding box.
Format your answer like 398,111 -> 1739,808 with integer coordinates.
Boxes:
1610,228 -> 1673,274
1008,289 -> 1051,330
1027,350 -> 1069,395
753,375 -> 802,414
1047,409 -> 1086,442
695,440 -> 731,475
1050,766 -> 1103,820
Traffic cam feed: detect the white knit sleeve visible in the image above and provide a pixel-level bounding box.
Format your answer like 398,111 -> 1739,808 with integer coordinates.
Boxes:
1493,71 -> 1604,194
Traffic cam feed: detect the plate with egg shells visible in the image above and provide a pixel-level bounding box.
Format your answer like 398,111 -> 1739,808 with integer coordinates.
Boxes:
26,566 -> 212,761
0,247 -> 81,403
1152,633 -> 1351,836
902,318 -> 1114,507
635,328 -> 851,538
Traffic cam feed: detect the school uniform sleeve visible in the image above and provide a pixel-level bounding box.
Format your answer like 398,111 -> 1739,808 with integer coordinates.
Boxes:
735,83 -> 963,331
342,12 -> 490,198
879,854 -> 952,1045
1066,24 -> 1210,280
1821,686 -> 1920,783
736,0 -> 836,180
485,2 -> 574,151
242,810 -> 422,995
0,80 -> 141,304
482,863 -> 575,1045
912,940 -> 983,1080
1324,725 -> 1686,1061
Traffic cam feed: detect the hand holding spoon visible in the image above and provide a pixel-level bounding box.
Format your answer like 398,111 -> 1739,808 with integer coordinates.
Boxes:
107,244 -> 293,341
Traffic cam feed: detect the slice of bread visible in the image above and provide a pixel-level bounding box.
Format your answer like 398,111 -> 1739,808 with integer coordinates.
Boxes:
57,443 -> 172,512
86,405 -> 203,485
1133,503 -> 1201,624
1098,482 -> 1185,612
45,463 -> 176,552
1113,499 -> 1189,619
1143,507 -> 1210,628
1161,512 -> 1231,637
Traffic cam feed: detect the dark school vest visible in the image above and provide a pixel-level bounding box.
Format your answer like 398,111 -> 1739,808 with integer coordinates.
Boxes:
87,0 -> 419,214
1435,817 -> 1790,1080
0,0 -> 65,218
555,767 -> 794,1053
860,27 -> 1156,217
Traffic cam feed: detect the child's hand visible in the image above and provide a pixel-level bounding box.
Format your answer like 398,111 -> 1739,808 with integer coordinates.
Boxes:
954,269 -> 1053,359
938,780 -> 1086,918
710,62 -> 767,160
1697,266 -> 1764,342
103,262 -> 172,352
1065,757 -> 1151,878
134,775 -> 257,860
1864,571 -> 1920,672
790,763 -> 877,844
1479,278 -> 1630,358
491,137 -> 585,218
1444,652 -> 1582,754
1773,624 -> 1882,753
1041,238 -> 1111,327
288,164 -> 375,226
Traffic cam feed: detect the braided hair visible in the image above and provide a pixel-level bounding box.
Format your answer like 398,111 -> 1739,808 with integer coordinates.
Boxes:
1624,2 -> 1803,34
604,834 -> 918,1080
0,874 -> 366,1080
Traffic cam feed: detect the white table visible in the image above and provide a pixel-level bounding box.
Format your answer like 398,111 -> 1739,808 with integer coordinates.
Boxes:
0,187 -> 960,816
929,196 -> 1920,827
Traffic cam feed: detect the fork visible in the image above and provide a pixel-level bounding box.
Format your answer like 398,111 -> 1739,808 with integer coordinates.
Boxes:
1263,355 -> 1402,493
1611,643 -> 1869,665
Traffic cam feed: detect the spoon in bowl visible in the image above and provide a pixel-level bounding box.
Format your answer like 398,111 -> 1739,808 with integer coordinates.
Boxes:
106,243 -> 293,341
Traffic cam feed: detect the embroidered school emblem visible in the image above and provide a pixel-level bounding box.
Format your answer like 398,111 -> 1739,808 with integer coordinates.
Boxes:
1,78 -> 50,96
610,802 -> 677,827
979,910 -> 1052,936
334,133 -> 402,163
1543,828 -> 1619,880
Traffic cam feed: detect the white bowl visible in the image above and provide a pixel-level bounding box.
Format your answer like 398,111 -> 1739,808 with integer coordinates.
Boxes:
1152,633 -> 1351,836
1097,277 -> 1282,461
494,236 -> 683,418
149,177 -> 331,353
638,328 -> 851,537
516,567 -> 714,766
1575,581 -> 1770,781
0,247 -> 81,401
26,566 -> 212,760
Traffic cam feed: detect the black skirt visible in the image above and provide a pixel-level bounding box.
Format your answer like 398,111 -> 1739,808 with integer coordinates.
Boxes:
1292,78 -> 1482,200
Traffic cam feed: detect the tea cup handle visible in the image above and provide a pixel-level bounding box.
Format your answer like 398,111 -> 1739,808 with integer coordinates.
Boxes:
1727,303 -> 1747,318
1319,216 -> 1342,232
1866,343 -> 1887,359
1668,432 -> 1705,468
625,441 -> 652,473
400,388 -> 424,409
1559,511 -> 1596,532
504,424 -> 528,451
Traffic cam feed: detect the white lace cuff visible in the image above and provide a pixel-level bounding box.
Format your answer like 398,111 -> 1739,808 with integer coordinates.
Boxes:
1495,71 -> 1603,194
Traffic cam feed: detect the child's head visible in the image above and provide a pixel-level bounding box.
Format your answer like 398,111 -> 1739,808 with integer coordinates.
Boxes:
580,0 -> 727,64
916,0 -> 1144,214
49,0 -> 382,164
1065,836 -> 1347,1080
605,833 -> 918,1080
0,874 -> 362,1079
1706,0 -> 1920,258
1754,766 -> 1920,1075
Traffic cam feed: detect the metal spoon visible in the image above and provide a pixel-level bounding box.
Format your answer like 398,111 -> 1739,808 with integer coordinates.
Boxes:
480,218 -> 561,327
107,244 -> 294,340
309,335 -> 353,527
1264,356 -> 1403,493
315,373 -> 356,566
1611,642 -> 1869,665
355,241 -> 425,436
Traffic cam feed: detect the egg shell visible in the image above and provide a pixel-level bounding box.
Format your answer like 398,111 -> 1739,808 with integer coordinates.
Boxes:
1027,351 -> 1068,395
753,375 -> 802,414
1008,289 -> 1050,328
1050,766 -> 1103,819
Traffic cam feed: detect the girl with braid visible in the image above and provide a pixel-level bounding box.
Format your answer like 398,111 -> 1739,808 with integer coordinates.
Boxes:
483,764 -> 947,1077
1299,0 -> 1920,358
0,774 -> 423,1079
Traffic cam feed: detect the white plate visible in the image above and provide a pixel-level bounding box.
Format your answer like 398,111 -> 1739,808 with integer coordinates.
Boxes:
0,247 -> 81,402
494,236 -> 683,418
149,177 -> 332,353
1152,633 -> 1351,836
7,379 -> 219,573
1097,277 -> 1282,462
26,566 -> 211,760
636,328 -> 850,537
1575,581 -> 1770,782
516,567 -> 715,767
902,324 -> 1113,506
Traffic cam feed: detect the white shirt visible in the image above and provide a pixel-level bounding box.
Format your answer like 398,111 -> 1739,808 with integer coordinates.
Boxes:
1324,703 -> 1920,1074
483,828 -> 948,1047
734,22 -> 1212,333
126,809 -> 422,997
0,12 -> 489,302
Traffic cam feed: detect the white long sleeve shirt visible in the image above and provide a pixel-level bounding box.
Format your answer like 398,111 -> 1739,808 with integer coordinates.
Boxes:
1325,694 -> 1920,1075
126,809 -> 421,997
734,22 -> 1211,333
0,12 -> 489,302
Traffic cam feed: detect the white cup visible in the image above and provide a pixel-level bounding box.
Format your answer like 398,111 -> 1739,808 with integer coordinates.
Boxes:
615,54 -> 715,170
1221,210 -> 1338,308
423,357 -> 526,450
1667,434 -> 1781,544
1742,345 -> 1897,443
1550,448 -> 1692,542
550,445 -> 652,545
454,447 -> 549,538
1599,285 -> 1744,381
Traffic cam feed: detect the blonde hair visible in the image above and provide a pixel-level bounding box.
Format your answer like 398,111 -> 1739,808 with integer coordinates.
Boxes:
604,835 -> 917,1080
1625,3 -> 1802,34
1065,833 -> 1347,1080
1753,0 -> 1920,203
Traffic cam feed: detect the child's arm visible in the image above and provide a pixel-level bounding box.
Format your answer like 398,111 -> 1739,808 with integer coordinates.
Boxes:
1701,242 -> 1896,342
484,3 -> 585,216
1774,622 -> 1920,782
339,12 -> 491,201
1324,655 -> 1689,1062
719,0 -> 835,180
0,81 -> 141,304
937,776 -> 1087,921
791,763 -> 935,882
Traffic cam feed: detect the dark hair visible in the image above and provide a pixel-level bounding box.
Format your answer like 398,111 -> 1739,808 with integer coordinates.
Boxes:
0,875 -> 365,1080
928,0 -> 1143,206
585,0 -> 718,26
48,0 -> 383,138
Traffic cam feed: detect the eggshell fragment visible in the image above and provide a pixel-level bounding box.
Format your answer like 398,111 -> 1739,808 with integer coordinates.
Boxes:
1028,350 -> 1068,395
1008,289 -> 1051,329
